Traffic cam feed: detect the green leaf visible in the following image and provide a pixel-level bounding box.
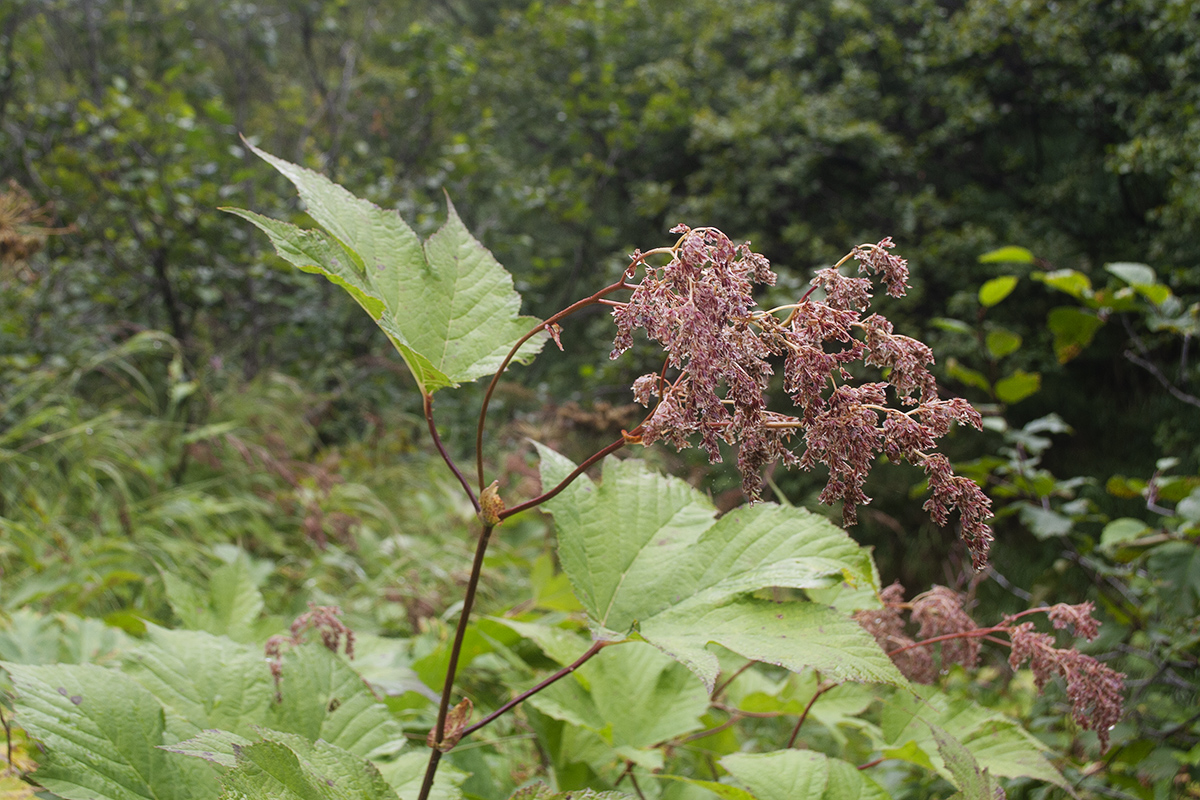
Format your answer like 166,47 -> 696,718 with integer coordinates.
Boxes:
1177,488 -> 1200,523
4,662 -> 217,800
123,629 -> 404,762
1105,262 -> 1171,305
994,371 -> 1041,404
1147,542 -> 1200,616
508,784 -> 636,800
161,729 -> 252,768
931,725 -> 1005,800
1018,504 -> 1074,540
375,751 -> 468,800
528,642 -> 710,752
1046,307 -> 1105,363
121,626 -> 274,742
977,276 -> 1019,307
269,642 -> 407,760
162,554 -> 267,643
720,750 -> 888,800
1099,518 -> 1152,554
1033,269 -> 1092,299
1105,262 -> 1157,287
218,734 -> 399,800
930,318 -> 974,336
225,144 -> 544,396
984,328 -> 1022,359
978,247 -> 1035,265
945,359 -> 992,394
879,686 -> 1066,788
536,446 -> 904,690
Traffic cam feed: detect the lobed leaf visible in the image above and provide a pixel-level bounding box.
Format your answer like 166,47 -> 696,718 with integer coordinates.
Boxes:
4,661 -> 216,800
536,445 -> 904,689
224,144 -> 544,396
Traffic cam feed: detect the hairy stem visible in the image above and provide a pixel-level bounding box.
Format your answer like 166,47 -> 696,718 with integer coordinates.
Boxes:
459,640 -> 608,739
417,522 -> 494,800
424,393 -> 480,514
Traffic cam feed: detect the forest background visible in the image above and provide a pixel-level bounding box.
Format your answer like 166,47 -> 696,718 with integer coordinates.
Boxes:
0,0 -> 1197,798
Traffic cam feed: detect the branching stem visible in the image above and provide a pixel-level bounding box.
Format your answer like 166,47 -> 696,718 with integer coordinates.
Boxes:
475,279 -> 632,491
460,640 -> 608,739
787,680 -> 835,748
498,436 -> 628,520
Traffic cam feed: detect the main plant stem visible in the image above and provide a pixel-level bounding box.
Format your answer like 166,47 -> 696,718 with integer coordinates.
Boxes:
417,522 -> 494,800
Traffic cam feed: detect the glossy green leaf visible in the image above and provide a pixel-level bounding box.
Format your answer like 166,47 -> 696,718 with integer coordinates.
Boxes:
994,371 -> 1040,404
4,661 -> 217,800
930,318 -> 974,336
978,246 -> 1035,265
224,144 -> 544,396
977,276 -> 1019,307
1099,518 -> 1152,553
1047,306 -> 1105,363
945,359 -> 992,394
984,328 -> 1022,358
1105,262 -> 1156,287
536,445 -> 904,690
1034,269 -> 1092,300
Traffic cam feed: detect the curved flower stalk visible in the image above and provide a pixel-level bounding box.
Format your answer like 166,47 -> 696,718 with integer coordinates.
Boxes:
611,226 -> 995,568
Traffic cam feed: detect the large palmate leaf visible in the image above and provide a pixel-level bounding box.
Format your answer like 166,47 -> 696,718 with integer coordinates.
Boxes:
224,143 -> 544,395
120,628 -> 404,761
4,662 -> 216,800
536,445 -> 904,689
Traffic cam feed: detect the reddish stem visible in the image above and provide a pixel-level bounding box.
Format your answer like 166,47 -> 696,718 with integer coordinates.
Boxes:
417,523 -> 494,800
498,436 -> 628,520
475,279 -> 631,491
424,394 -> 480,514
459,640 -> 608,739
787,681 -> 835,748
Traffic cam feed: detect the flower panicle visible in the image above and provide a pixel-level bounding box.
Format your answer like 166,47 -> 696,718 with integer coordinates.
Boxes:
856,586 -> 1124,751
612,228 -> 993,568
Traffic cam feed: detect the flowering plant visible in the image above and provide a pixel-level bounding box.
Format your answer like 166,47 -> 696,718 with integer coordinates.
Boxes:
612,226 -> 994,568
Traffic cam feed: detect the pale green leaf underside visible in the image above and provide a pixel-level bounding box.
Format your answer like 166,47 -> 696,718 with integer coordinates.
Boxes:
225,144 -> 544,395
536,446 -> 904,689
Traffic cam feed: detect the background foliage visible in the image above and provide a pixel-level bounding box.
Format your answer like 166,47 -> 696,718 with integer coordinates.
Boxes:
1,0 -> 1197,798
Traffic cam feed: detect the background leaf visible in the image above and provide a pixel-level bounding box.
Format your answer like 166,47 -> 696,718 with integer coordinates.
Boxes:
977,276 -> 1019,307
4,662 -> 216,800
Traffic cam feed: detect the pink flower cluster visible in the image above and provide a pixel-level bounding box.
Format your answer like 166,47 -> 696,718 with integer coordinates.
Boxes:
612,227 -> 994,568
